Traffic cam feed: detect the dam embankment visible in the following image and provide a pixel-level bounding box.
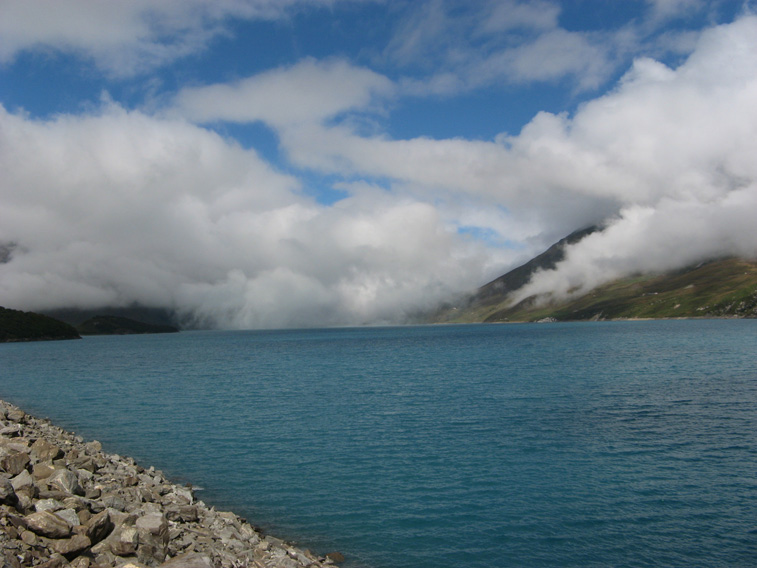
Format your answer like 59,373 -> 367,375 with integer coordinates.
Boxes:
0,399 -> 343,568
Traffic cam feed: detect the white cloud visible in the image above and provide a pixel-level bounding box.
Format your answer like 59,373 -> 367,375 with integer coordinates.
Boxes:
0,0 -> 363,75
479,0 -> 560,33
175,58 -> 395,127
212,15 -> 757,304
383,0 -> 622,96
0,102 -> 489,328
506,15 -> 757,301
645,0 -> 706,23
3,6 -> 757,328
475,29 -> 613,90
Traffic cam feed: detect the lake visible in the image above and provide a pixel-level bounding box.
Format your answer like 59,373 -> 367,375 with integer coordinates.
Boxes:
2,320 -> 757,567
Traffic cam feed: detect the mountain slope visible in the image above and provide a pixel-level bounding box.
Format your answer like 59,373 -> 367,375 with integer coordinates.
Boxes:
436,232 -> 757,323
77,315 -> 179,335
482,258 -> 757,322
0,306 -> 81,342
475,226 -> 598,305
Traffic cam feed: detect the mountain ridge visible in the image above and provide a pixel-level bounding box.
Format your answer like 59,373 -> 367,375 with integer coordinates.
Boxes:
433,230 -> 757,323
0,306 -> 81,342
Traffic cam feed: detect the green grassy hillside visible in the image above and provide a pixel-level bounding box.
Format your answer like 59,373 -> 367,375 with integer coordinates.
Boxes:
438,258 -> 757,323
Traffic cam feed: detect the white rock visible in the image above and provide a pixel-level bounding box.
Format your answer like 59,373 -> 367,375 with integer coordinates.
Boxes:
35,498 -> 64,512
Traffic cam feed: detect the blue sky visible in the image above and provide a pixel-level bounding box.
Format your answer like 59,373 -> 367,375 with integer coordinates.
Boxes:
1,0 -> 756,328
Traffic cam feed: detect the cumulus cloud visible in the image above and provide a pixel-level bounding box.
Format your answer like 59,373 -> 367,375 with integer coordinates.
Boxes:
188,15 -> 757,308
383,0 -> 637,96
0,0 -> 363,76
508,16 -> 757,302
175,58 -> 395,127
646,0 -> 706,23
0,103 -> 491,328
2,7 -> 756,328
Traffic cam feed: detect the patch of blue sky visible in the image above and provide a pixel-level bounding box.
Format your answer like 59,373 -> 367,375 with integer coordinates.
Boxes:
384,81 -> 596,142
212,121 -> 282,163
0,51 -> 105,117
559,2 -> 644,32
166,20 -> 297,86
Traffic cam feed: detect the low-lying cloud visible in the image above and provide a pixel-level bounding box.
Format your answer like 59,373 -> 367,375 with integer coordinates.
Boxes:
1,14 -> 756,327
0,103 -> 493,328
510,16 -> 757,302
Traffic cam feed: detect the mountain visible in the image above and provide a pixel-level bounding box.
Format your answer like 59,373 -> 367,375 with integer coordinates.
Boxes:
434,231 -> 757,323
43,305 -> 178,328
0,306 -> 81,342
474,226 -> 598,306
76,315 -> 179,335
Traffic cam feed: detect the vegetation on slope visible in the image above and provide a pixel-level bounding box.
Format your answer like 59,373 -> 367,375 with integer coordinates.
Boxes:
77,315 -> 179,335
443,258 -> 757,323
0,306 -> 81,342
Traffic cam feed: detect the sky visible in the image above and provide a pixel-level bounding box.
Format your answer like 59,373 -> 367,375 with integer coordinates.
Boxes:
1,0 -> 756,328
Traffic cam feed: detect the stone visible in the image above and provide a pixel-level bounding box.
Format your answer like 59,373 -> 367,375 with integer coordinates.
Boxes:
6,408 -> 26,423
11,470 -> 34,492
0,424 -> 22,437
37,489 -> 70,501
136,512 -> 169,563
290,549 -> 315,566
172,486 -> 193,504
72,456 -> 97,473
165,505 -> 199,523
158,552 -> 214,568
124,475 -> 139,487
77,509 -> 91,525
0,438 -> 30,452
20,529 -> 38,546
69,557 -> 90,568
136,513 -> 168,538
0,476 -> 18,506
33,463 -> 56,480
325,551 -> 345,564
86,510 -> 114,544
36,553 -> 68,568
4,523 -> 20,539
111,526 -> 139,556
84,487 -> 101,500
76,468 -> 94,485
269,552 -> 301,568
14,492 -> 34,513
101,493 -> 127,511
51,533 -> 91,557
35,498 -> 65,512
24,510 -> 72,539
55,508 -> 81,529
217,525 -> 241,544
0,451 -> 30,476
47,468 -> 83,496
30,439 -> 63,462
62,496 -> 89,512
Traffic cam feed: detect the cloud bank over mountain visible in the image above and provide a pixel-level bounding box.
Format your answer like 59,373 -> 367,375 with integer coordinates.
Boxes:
511,16 -> 757,303
0,2 -> 755,327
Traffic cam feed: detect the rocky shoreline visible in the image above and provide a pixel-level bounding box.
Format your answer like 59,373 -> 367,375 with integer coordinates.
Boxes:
0,399 -> 344,568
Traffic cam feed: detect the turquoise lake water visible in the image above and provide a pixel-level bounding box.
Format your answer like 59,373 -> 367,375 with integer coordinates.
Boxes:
2,320 -> 757,567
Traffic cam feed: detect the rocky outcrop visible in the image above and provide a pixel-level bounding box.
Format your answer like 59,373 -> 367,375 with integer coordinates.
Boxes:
0,400 -> 343,568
